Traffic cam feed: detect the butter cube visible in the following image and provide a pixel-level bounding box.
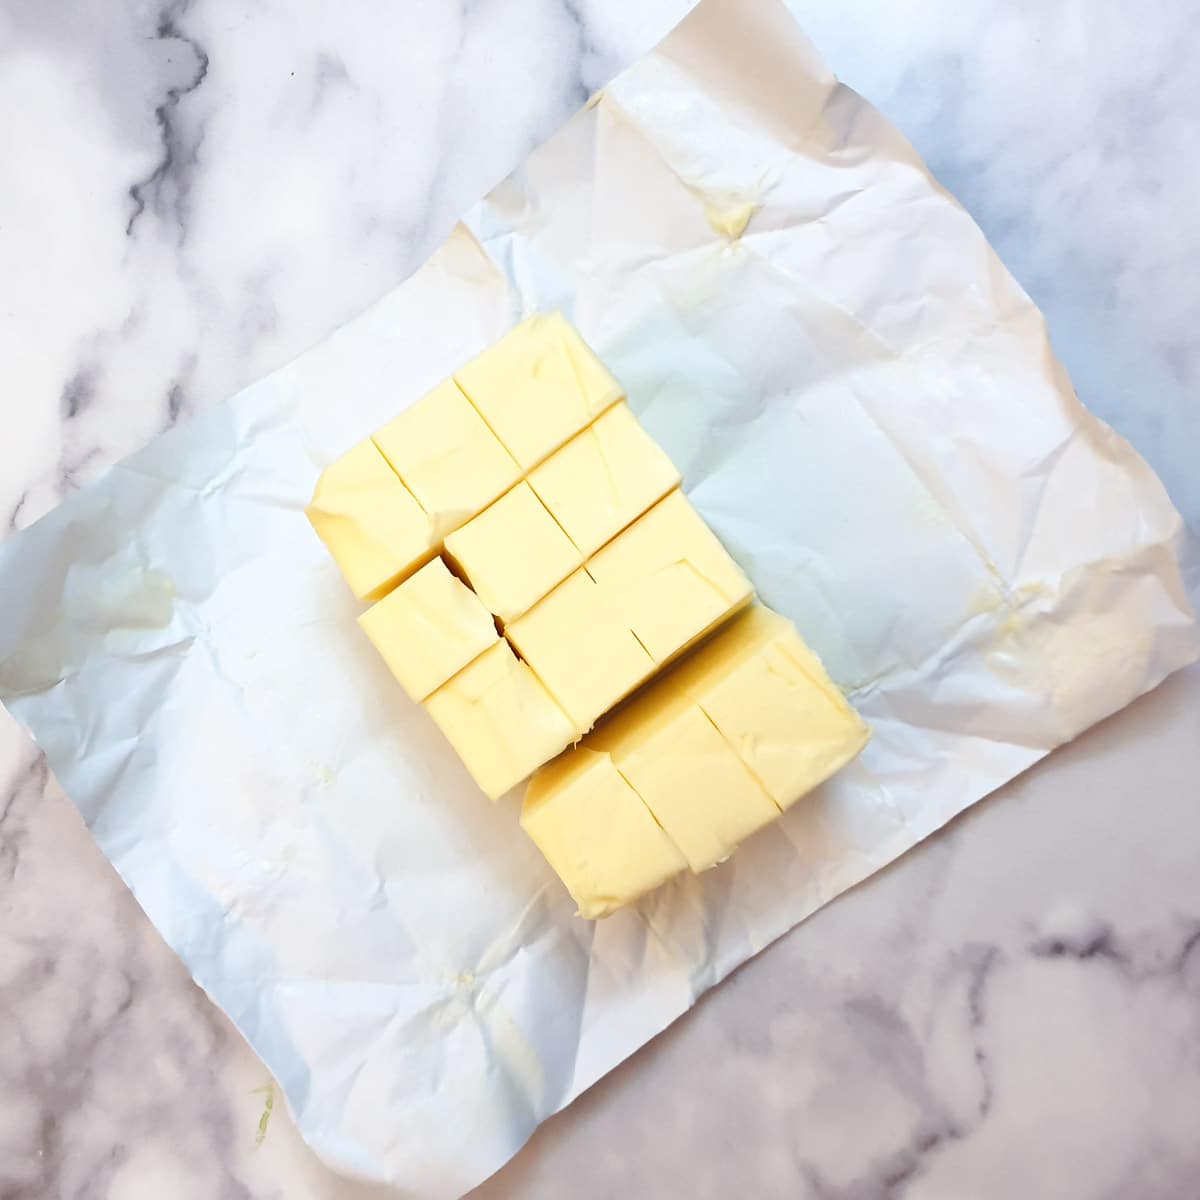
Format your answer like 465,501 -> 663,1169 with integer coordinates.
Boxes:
374,379 -> 520,538
522,749 -> 687,919
587,490 -> 754,663
305,439 -> 437,600
443,483 -> 582,623
423,640 -> 575,801
586,685 -> 780,873
506,569 -> 654,732
454,313 -> 624,469
527,402 -> 681,556
357,557 -> 498,701
669,605 -> 870,809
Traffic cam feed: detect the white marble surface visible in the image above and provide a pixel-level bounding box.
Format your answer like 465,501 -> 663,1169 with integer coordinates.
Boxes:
1,1 -> 1197,1197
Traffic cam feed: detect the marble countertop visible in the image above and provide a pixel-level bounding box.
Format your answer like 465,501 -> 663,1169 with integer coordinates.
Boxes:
1,2 -> 1197,1197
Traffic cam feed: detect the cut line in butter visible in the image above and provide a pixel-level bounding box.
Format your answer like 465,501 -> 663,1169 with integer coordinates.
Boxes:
668,605 -> 870,809
527,401 -> 681,557
587,489 -> 754,663
443,482 -> 582,624
506,568 -> 655,733
454,312 -> 624,469
373,378 -> 520,539
586,683 -> 779,873
358,557 -> 498,702
423,640 -> 576,802
522,749 -> 688,919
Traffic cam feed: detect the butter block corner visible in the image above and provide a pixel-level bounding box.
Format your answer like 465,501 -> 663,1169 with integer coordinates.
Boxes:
358,556 -> 498,702
423,639 -> 576,801
523,748 -> 687,919
454,313 -> 624,469
671,605 -> 870,809
374,378 -> 520,538
305,438 -> 437,601
587,685 -> 778,873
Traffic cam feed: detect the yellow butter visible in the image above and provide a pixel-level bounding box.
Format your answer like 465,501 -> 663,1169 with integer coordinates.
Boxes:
527,401 -> 681,557
374,379 -> 520,538
584,684 -> 780,872
357,557 -> 498,702
454,312 -> 624,469
443,482 -> 582,624
523,603 -> 870,910
587,489 -> 754,663
506,568 -> 654,732
522,749 -> 687,919
669,605 -> 870,809
423,640 -> 575,801
305,439 -> 437,601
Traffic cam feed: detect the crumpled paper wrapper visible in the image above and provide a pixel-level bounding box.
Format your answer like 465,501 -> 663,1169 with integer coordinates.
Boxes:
1,0 -> 1197,1195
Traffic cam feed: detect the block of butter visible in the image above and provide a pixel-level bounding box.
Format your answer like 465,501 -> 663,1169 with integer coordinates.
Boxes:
308,314 -> 867,873
669,605 -> 870,808
373,378 -> 520,538
521,749 -> 688,919
443,482 -> 582,624
357,557 -> 498,702
424,639 -> 576,801
506,568 -> 655,732
523,603 -> 870,915
588,489 -> 754,664
305,438 -> 437,601
506,493 -> 752,734
454,313 -> 624,469
527,401 -> 681,557
585,682 -> 780,872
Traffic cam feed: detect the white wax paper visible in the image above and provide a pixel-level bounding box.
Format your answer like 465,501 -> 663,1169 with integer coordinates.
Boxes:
1,0 -> 1197,1195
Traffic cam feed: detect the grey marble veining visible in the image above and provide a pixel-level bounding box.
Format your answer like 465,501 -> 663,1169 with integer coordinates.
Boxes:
1,2 -> 1198,1197
0,0 -> 690,535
